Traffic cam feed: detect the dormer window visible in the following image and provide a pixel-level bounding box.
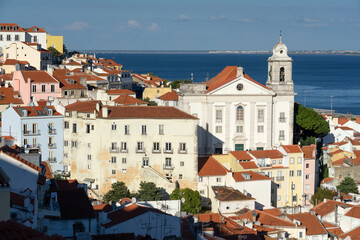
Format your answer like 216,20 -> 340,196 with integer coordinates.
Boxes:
6,26 -> 11,31
0,26 -> 4,30
47,109 -> 53,115
242,173 -> 251,180
34,28 -> 38,32
13,26 -> 18,31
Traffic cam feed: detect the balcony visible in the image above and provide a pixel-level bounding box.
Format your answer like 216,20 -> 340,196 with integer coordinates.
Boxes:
48,157 -> 57,163
152,149 -> 161,154
23,130 -> 40,136
272,176 -> 284,181
48,128 -> 56,134
120,148 -> 128,153
163,148 -> 173,154
178,149 -> 187,154
48,143 -> 56,149
109,147 -> 120,153
136,148 -> 146,153
24,144 -> 40,150
163,164 -> 175,170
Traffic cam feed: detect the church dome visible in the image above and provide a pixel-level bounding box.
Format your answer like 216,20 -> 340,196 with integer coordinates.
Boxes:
271,35 -> 289,58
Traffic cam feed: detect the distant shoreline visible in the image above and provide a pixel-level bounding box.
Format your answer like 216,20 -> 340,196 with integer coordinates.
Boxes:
78,50 -> 360,55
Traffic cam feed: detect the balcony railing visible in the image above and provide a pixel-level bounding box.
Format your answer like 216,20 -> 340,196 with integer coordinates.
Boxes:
152,149 -> 161,153
178,149 -> 187,154
120,148 -> 128,153
276,176 -> 284,181
23,130 -> 40,136
48,128 -> 56,134
24,144 -> 40,149
48,157 -> 57,163
163,164 -> 175,170
163,148 -> 173,154
48,143 -> 56,149
109,147 -> 120,153
136,148 -> 146,153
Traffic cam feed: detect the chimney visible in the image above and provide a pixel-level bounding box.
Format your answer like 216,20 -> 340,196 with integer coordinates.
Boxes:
102,106 -> 108,118
236,66 -> 244,78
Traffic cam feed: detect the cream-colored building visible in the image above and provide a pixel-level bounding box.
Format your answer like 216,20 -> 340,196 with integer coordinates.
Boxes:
63,101 -> 199,198
179,37 -> 295,155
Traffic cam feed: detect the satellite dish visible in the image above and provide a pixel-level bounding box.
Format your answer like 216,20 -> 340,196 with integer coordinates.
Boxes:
131,197 -> 137,203
181,197 -> 185,203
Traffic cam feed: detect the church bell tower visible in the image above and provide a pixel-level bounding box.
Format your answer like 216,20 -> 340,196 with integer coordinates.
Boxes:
266,34 -> 294,95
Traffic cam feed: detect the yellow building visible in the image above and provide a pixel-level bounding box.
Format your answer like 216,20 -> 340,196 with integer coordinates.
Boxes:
47,34 -> 63,53
143,86 -> 172,100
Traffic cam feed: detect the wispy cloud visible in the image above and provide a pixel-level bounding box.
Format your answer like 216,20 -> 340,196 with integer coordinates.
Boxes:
127,20 -> 141,28
294,17 -> 327,27
210,16 -> 253,24
147,22 -> 159,31
63,21 -> 89,30
210,15 -> 227,21
175,14 -> 192,22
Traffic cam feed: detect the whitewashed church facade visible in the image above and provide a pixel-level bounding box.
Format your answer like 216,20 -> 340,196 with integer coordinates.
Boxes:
179,37 -> 295,155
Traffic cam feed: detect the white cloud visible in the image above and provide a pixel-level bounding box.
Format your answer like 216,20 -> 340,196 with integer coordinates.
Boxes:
175,14 -> 192,22
147,22 -> 159,31
296,17 -> 327,27
127,20 -> 141,28
63,21 -> 89,30
210,15 -> 227,21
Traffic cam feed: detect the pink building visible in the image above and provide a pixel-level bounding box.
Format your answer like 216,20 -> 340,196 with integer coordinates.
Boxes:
12,70 -> 61,105
302,144 -> 317,205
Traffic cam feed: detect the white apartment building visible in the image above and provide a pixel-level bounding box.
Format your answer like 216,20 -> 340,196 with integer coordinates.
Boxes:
179,37 -> 295,155
63,101 -> 199,198
0,23 -> 47,53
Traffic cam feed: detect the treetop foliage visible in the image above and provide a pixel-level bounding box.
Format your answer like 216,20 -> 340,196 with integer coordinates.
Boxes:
337,177 -> 359,194
170,188 -> 202,214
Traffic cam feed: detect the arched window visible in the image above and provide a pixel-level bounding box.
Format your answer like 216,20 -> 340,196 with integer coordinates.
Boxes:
236,106 -> 244,121
280,67 -> 285,82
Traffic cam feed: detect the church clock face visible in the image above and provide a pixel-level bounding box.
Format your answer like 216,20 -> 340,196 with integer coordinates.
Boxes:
236,83 -> 243,91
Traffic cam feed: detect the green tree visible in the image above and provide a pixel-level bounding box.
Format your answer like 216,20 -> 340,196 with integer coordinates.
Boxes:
170,188 -> 202,214
300,136 -> 316,146
47,46 -> 61,58
310,187 -> 334,205
323,168 -> 329,178
295,103 -> 330,139
337,177 -> 359,194
142,97 -> 157,106
63,44 -> 68,53
103,181 -> 131,203
136,181 -> 162,201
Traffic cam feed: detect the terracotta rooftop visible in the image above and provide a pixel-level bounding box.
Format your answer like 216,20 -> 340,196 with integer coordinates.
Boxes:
302,144 -> 316,159
41,161 -> 53,179
239,161 -> 258,169
107,89 -> 135,95
52,69 -> 87,90
65,100 -> 101,112
0,146 -> 41,172
232,171 -> 271,182
341,225 -> 360,240
281,145 -> 302,153
212,186 -> 255,201
198,156 -> 228,176
321,177 -> 334,184
13,106 -> 61,117
236,209 -> 297,227
345,205 -> 360,219
230,151 -> 253,161
329,141 -> 348,147
25,25 -> 46,32
21,70 -> 59,83
3,59 -> 29,65
287,213 -> 327,236
0,23 -> 24,32
337,117 -> 350,125
0,86 -> 23,105
93,203 -> 113,213
311,199 -> 352,217
328,149 -> 344,156
158,90 -> 179,101
113,95 -> 147,105
332,157 -> 351,165
249,150 -> 283,159
262,208 -> 282,216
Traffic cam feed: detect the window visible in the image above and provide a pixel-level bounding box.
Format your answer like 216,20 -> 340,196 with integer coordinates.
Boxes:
277,183 -> 281,189
279,112 -> 286,122
121,142 -> 127,151
216,177 -> 221,182
236,106 -> 244,121
111,123 -> 117,130
216,110 -> 222,122
256,147 -> 264,150
32,85 -> 37,93
279,130 -> 285,140
87,155 -> 91,160
88,165 -> 91,169
290,170 -> 294,177
216,126 -> 222,133
279,159 -> 282,164
111,157 -> 116,163
142,157 -> 149,166
199,176 -> 203,182
180,161 -> 184,166
111,142 -> 117,150
297,157 -> 302,164
124,125 -> 130,135
64,153 -> 68,158
277,195 -> 281,201
290,157 -> 294,164
257,125 -> 264,133
42,85 -> 46,92
137,142 -> 144,151
179,174 -> 183,179
165,157 -> 172,167
71,141 -> 77,148
280,67 -> 285,82
257,109 -> 264,122
23,124 -> 29,134
159,125 -> 164,135
86,124 -> 90,134
305,184 -> 310,190
200,190 -> 204,194
64,140 -> 68,146
72,123 -> 77,133
292,195 -> 297,202
33,36 -> 37,43
0,35 -> 2,41
32,138 -> 38,147
112,170 -> 116,175
299,232 -> 303,238
122,158 -> 127,164
88,143 -> 91,147
268,172 -> 272,178
179,143 -> 186,152
297,170 -> 302,176
272,160 -> 276,165
153,142 -> 160,151
51,85 -> 55,92
236,125 -> 243,133
23,138 -> 28,146
6,35 -> 10,41
32,123 -> 38,134
122,169 -> 127,174
141,125 -> 147,135
306,174 -> 310,180
165,142 -> 172,152
306,163 -> 309,168
15,35 -> 19,41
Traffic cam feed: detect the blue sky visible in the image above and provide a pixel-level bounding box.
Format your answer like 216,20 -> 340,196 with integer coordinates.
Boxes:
1,0 -> 360,50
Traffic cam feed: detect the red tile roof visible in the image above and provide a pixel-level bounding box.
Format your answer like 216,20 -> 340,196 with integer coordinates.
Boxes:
212,186 -> 255,201
53,69 -> 87,90
93,203 -> 113,212
0,23 -> 24,32
103,203 -> 170,228
302,144 -> 316,159
236,209 -> 296,227
0,87 -> 23,105
329,141 -> 348,147
65,100 -> 101,112
311,200 -> 352,217
230,151 -> 253,161
287,213 -> 327,236
249,150 -> 283,159
20,70 -> 59,83
158,90 -> 179,101
100,106 -> 198,120
0,146 -> 41,172
13,106 -> 61,117
321,177 -> 334,184
107,89 -> 135,95
41,161 -> 53,179
328,149 -> 344,156
322,221 -> 344,236
262,208 -> 282,216
3,59 -> 29,65
238,161 -> 258,169
332,157 -> 351,165
338,117 -> 349,125
281,145 -> 302,153
336,126 -> 353,131
341,225 -> 360,240
198,156 -> 228,176
232,171 -> 271,182
25,25 -> 46,32
113,95 -> 147,105
345,206 -> 360,218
